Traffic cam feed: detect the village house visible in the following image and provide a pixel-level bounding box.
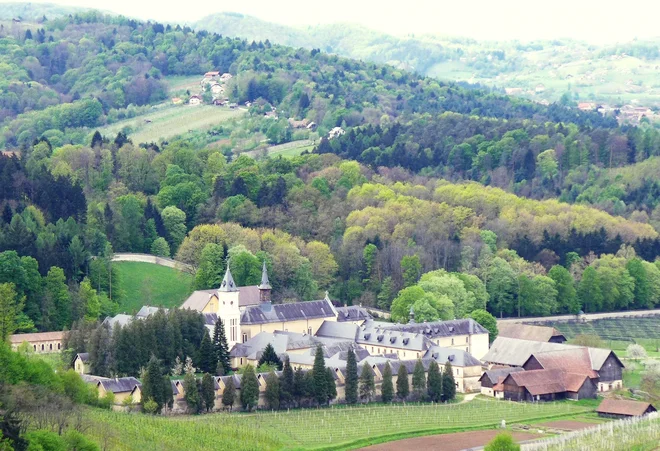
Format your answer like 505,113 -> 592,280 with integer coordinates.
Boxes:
189,95 -> 203,106
328,127 -> 345,139
288,118 -> 310,129
9,331 -> 66,353
171,97 -> 183,105
96,377 -> 142,406
596,399 -> 657,419
479,367 -> 525,398
497,323 -> 567,343
219,73 -> 233,82
483,337 -> 624,393
73,353 -> 90,375
210,83 -> 225,95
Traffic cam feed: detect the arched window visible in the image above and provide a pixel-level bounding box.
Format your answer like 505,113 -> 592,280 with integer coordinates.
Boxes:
49,344 -> 53,351
41,344 -> 44,351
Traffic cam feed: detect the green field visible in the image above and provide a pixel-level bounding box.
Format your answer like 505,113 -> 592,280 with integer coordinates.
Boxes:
114,262 -> 194,313
99,105 -> 242,144
246,139 -> 315,159
86,398 -> 591,451
548,317 -> 660,346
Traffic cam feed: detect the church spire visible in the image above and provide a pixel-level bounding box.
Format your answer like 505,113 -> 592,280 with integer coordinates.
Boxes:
258,261 -> 271,290
219,264 -> 238,292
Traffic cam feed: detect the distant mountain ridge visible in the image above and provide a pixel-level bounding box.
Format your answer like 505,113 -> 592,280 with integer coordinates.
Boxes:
0,2 -> 92,20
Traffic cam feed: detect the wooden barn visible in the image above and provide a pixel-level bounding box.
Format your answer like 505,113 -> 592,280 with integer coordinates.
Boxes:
596,399 -> 657,419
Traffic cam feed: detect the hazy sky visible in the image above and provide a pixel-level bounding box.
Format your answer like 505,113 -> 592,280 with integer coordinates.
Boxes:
6,0 -> 660,43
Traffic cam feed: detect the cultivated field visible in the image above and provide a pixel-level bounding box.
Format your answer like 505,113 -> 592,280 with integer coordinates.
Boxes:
525,414 -> 660,451
99,105 -> 242,144
86,398 -> 591,451
114,261 -> 194,313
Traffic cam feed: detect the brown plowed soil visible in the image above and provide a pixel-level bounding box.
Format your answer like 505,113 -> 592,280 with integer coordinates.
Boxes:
358,430 -> 541,451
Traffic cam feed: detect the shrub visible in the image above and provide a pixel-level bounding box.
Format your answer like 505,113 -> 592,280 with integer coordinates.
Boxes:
627,344 -> 648,360
484,432 -> 520,451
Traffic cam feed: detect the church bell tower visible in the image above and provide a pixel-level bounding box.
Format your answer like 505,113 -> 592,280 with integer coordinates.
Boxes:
257,260 -> 272,303
217,265 -> 241,347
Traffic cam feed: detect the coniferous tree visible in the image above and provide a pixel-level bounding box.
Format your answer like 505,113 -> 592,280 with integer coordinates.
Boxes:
312,345 -> 327,406
222,376 -> 236,411
381,362 -> 393,403
142,355 -> 167,413
258,343 -> 283,370
88,322 -> 113,377
198,332 -> 216,374
213,319 -> 231,374
240,364 -> 259,411
442,361 -> 457,402
325,367 -> 337,405
359,363 -> 375,402
183,373 -> 201,414
396,363 -> 409,400
412,359 -> 426,400
279,356 -> 294,408
427,360 -> 442,402
201,373 -> 216,412
1,204 -> 13,225
344,348 -> 358,404
292,366 -> 305,407
264,371 -> 280,410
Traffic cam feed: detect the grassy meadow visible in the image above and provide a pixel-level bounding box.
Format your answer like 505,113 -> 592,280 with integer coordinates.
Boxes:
85,398 -> 592,451
114,261 -> 194,313
246,139 -> 315,159
99,105 -> 242,144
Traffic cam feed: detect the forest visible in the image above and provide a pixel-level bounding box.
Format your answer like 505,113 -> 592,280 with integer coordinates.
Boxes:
1,11 -> 660,342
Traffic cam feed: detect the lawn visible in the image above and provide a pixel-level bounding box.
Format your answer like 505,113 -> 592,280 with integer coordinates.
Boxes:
85,398 -> 591,451
114,261 -> 194,313
98,105 -> 242,144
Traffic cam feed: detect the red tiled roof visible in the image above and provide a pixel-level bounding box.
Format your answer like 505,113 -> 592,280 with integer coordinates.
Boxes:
530,348 -> 599,379
597,399 -> 657,416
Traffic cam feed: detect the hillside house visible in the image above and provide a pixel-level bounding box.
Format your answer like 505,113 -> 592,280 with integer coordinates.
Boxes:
9,331 -> 66,353
483,337 -> 624,392
189,95 -> 203,106
219,73 -> 233,82
204,71 -> 220,78
171,97 -> 183,105
497,323 -> 566,343
210,83 -> 225,95
479,367 -> 525,398
288,118 -> 310,129
74,353 -> 90,375
96,377 -> 142,405
328,127 -> 345,139
596,399 -> 657,419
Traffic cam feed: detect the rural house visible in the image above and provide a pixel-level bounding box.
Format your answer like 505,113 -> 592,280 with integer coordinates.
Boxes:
500,368 -> 596,402
74,353 -> 90,375
596,399 -> 657,419
189,95 -> 203,105
10,331 -> 66,353
479,367 -> 525,398
96,377 -> 142,406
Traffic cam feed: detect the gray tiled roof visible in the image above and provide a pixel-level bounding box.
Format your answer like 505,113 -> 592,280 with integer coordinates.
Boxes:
315,321 -> 359,340
357,325 -> 433,352
241,299 -> 337,325
479,367 -> 525,385
135,305 -> 168,319
378,318 -> 488,338
76,352 -> 89,363
336,306 -> 373,322
423,345 -> 482,367
98,377 -> 141,394
181,286 -> 262,312
203,313 -> 218,326
373,358 -> 435,376
102,314 -> 133,329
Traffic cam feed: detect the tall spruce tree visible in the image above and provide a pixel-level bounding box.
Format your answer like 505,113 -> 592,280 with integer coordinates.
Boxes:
359,363 -> 375,402
183,373 -> 202,414
279,356 -> 294,408
142,355 -> 168,413
201,373 -> 216,412
264,371 -> 280,410
325,367 -> 337,404
312,345 -> 327,406
345,348 -> 358,404
222,376 -> 236,411
258,343 -> 283,370
427,361 -> 442,402
381,362 -> 393,403
412,359 -> 426,400
442,361 -> 457,402
292,366 -> 305,407
240,364 -> 259,411
198,332 -> 216,374
213,319 -> 230,374
396,363 -> 409,400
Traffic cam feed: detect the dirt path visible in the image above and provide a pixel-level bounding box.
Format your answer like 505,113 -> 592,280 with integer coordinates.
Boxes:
358,430 -> 541,451
535,420 -> 600,431
112,253 -> 193,272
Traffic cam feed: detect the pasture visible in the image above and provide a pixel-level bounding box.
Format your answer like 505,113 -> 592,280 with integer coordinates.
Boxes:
246,139 -> 315,159
86,398 -> 591,451
99,105 -> 242,144
113,261 -> 194,313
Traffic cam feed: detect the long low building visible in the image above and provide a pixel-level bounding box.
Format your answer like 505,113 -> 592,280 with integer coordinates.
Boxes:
10,331 -> 66,353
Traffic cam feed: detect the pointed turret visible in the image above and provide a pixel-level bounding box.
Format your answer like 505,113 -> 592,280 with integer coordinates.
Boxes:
258,261 -> 272,303
219,265 -> 239,292
408,305 -> 415,324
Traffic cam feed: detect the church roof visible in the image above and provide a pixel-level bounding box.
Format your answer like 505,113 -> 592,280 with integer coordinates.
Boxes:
218,266 -> 239,292
181,286 -> 262,312
241,299 -> 337,325
258,261 -> 271,290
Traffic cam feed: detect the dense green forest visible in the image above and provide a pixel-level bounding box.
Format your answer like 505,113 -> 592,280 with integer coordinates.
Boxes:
2,10 -> 660,343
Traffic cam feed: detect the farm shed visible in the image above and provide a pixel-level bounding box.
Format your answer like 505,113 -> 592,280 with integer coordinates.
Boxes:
596,399 -> 657,419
